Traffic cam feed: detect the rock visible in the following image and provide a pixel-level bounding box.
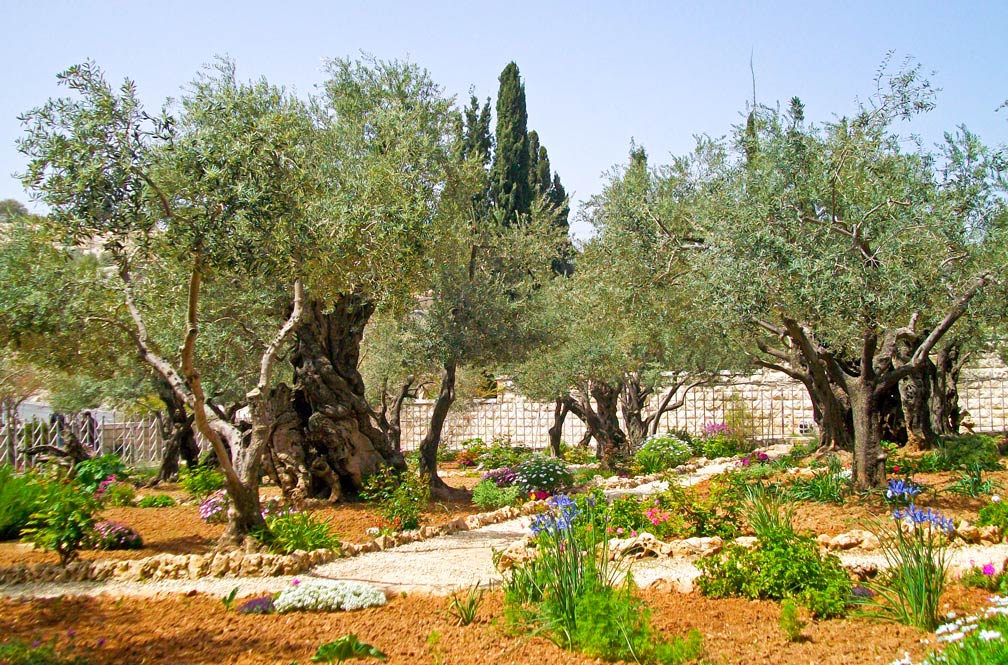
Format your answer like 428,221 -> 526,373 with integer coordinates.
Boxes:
365,527 -> 381,537
238,553 -> 263,576
675,577 -> 695,594
816,534 -> 833,548
373,535 -> 395,551
209,553 -> 230,577
420,526 -> 440,539
465,515 -> 483,530
980,525 -> 1002,545
733,536 -> 759,550
187,554 -> 207,579
495,542 -> 536,571
843,560 -> 879,580
956,521 -> 981,544
670,536 -> 723,557
829,530 -> 869,551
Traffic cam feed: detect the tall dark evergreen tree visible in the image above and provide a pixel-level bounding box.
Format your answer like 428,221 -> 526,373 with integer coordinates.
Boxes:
527,130 -> 552,196
490,62 -> 531,224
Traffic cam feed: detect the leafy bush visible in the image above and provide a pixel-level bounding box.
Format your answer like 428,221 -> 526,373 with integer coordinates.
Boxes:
472,479 -> 520,510
696,424 -> 753,459
0,465 -> 42,540
558,443 -> 596,465
73,455 -> 126,494
313,635 -> 386,664
179,465 -> 225,499
634,434 -> 694,473
90,520 -> 143,549
779,598 -> 806,642
696,533 -> 851,618
199,489 -> 229,524
447,583 -> 485,626
97,480 -> 136,507
478,438 -> 534,470
21,475 -> 99,565
0,639 -> 90,665
978,497 -> 1008,531
939,434 -> 1003,471
913,598 -> 1008,664
361,468 -> 429,532
137,494 -> 176,508
273,579 -> 387,613
263,510 -> 341,554
958,562 -> 1008,593
697,488 -> 849,618
860,505 -> 954,631
514,455 -> 573,494
606,494 -> 688,541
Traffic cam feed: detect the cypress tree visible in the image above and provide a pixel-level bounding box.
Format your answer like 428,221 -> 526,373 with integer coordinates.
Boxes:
490,62 -> 531,224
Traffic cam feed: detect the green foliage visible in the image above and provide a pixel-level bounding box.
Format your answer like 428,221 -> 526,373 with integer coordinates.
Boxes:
606,493 -> 688,541
860,512 -> 952,631
500,494 -> 703,663
513,455 -> 573,494
978,498 -> 1008,531
947,463 -> 1001,498
446,582 -> 484,626
0,465 -> 43,540
361,468 -> 429,532
893,435 -> 1004,475
779,599 -> 806,642
21,475 -> 99,565
222,586 -> 239,611
697,432 -> 753,459
0,639 -> 90,665
634,434 -> 694,473
471,479 -> 520,510
137,494 -> 176,508
958,563 -> 1008,593
73,455 -> 126,495
559,443 -> 596,465
491,62 -> 532,224
478,439 -> 534,470
179,465 -> 225,499
312,634 -> 386,664
786,456 -> 849,504
920,612 -> 1008,665
696,490 -> 849,618
262,511 -> 341,555
99,481 -> 136,507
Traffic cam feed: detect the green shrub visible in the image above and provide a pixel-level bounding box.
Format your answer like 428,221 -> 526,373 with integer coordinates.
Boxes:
479,438 -> 534,470
558,443 -> 596,465
606,493 -> 689,540
90,520 -> 143,549
361,468 -> 429,532
455,438 -> 486,467
0,639 -> 90,665
958,562 -> 1008,593
938,434 -> 1002,471
73,454 -> 126,494
99,480 -> 136,507
137,494 -> 176,508
634,434 -> 694,473
0,465 -> 43,540
918,604 -> 1008,664
179,464 -> 225,499
514,455 -> 573,494
21,475 -> 100,565
472,479 -> 520,510
263,510 -> 341,554
947,462 -> 1001,498
697,489 -> 849,619
977,498 -> 1008,531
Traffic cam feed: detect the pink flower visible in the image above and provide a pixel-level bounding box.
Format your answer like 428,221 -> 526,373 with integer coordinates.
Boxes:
984,563 -> 997,576
292,578 -> 300,586
616,527 -> 624,535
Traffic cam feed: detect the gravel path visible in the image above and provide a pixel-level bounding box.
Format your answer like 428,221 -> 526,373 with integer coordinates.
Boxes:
5,443 -> 1005,600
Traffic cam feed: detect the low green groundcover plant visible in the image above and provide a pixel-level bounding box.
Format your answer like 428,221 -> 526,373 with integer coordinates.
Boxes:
891,596 -> 1008,664
313,634 -> 386,664
137,494 -> 176,508
977,495 -> 1008,531
634,434 -> 694,474
90,520 -> 143,550
96,479 -> 136,507
0,464 -> 43,540
198,490 -> 229,524
785,456 -> 849,504
958,562 -> 1008,594
472,479 -> 520,510
273,579 -> 387,613
0,639 -> 91,665
263,510 -> 341,554
513,455 -> 573,495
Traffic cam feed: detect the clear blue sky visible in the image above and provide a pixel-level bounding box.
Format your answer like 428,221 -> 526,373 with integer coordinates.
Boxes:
3,1 -> 1006,238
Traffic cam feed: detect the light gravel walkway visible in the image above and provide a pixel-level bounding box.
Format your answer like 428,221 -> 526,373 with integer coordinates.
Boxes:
5,443 -> 1004,600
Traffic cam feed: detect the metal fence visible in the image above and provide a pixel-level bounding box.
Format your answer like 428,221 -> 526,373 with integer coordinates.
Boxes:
4,370 -> 1008,468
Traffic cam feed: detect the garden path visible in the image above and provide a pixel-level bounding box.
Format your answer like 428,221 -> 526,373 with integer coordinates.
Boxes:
5,443 -> 1008,600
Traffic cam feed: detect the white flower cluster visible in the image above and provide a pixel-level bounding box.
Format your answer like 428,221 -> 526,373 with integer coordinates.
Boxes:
273,580 -> 387,613
888,596 -> 1008,665
514,456 -> 573,493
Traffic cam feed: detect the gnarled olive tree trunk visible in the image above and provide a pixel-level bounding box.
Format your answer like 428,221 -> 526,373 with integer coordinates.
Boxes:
268,294 -> 405,502
153,377 -> 200,484
417,361 -> 470,500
